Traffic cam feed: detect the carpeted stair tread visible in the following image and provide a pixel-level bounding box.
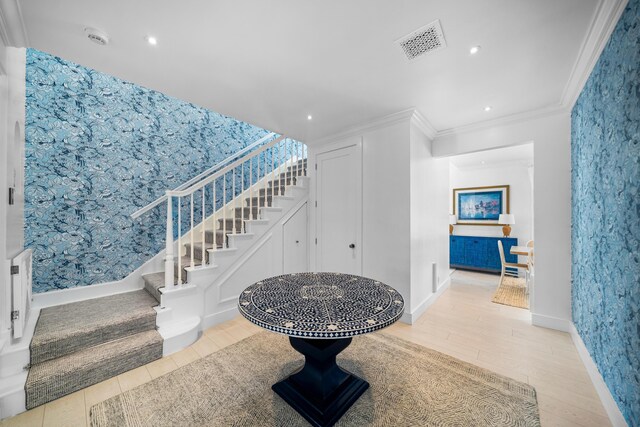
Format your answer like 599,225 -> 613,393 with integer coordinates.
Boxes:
26,329 -> 163,409
204,229 -> 226,246
30,290 -> 158,365
234,206 -> 260,219
184,241 -> 218,262
269,177 -> 297,187
218,217 -> 245,232
245,196 -> 273,207
258,186 -> 285,196
142,272 -> 168,303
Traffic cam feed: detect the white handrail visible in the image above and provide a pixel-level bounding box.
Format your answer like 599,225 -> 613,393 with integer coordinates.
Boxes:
167,135 -> 286,197
131,132 -> 277,219
164,135 -> 306,289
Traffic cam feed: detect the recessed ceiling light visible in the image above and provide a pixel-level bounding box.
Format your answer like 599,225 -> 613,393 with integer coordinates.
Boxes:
146,36 -> 157,46
470,46 -> 481,55
481,161 -> 486,164
484,106 -> 492,112
307,115 -> 312,120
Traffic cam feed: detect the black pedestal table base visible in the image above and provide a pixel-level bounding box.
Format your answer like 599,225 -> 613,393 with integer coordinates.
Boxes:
272,337 -> 369,427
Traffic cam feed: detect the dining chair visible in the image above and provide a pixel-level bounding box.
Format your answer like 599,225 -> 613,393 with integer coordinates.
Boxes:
497,240 -> 529,289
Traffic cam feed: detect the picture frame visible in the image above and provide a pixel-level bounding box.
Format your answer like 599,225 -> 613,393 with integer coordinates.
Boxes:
453,185 -> 509,226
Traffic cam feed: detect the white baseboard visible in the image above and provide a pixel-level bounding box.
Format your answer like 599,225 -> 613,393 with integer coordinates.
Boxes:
569,324 -> 628,427
202,306 -> 239,330
401,277 -> 451,324
530,313 -> 573,332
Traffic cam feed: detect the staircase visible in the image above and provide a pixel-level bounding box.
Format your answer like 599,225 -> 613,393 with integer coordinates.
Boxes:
142,158 -> 308,300
24,290 -> 162,409
5,136 -> 309,414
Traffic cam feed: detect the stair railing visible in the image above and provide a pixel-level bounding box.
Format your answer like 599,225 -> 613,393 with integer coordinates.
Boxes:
131,132 -> 278,220
164,137 -> 307,289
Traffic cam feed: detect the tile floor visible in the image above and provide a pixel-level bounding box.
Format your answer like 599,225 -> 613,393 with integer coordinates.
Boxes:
1,270 -> 610,426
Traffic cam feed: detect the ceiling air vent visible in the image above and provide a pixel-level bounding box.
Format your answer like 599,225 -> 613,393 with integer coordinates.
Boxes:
397,20 -> 446,60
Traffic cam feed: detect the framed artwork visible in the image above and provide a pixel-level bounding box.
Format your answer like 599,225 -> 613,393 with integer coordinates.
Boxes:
453,185 -> 509,226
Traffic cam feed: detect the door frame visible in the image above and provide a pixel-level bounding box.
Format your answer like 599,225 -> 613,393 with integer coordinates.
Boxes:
309,136 -> 363,273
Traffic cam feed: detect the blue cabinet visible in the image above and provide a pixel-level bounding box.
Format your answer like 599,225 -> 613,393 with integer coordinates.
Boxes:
450,236 -> 518,273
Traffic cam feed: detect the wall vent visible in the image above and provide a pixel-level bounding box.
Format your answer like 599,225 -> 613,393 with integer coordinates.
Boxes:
397,20 -> 446,60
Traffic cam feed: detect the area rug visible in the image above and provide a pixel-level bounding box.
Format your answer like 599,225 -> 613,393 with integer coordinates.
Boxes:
90,332 -> 540,426
492,276 -> 530,309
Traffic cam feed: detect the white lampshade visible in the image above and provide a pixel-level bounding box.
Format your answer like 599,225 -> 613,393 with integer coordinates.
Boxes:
498,214 -> 515,225
449,214 -> 457,225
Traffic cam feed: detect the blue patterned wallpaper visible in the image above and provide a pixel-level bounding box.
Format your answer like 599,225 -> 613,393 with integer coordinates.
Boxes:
25,48 -> 277,293
571,0 -> 639,424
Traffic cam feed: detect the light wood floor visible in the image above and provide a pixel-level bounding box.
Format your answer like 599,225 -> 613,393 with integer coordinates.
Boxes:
2,270 -> 610,427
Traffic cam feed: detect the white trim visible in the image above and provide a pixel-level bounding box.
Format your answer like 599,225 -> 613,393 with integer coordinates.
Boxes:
32,236 -> 168,308
530,313 -> 573,332
202,306 -> 239,330
401,277 -> 451,324
0,0 -> 29,46
410,110 -> 437,141
560,0 -> 629,109
569,324 -> 628,427
435,104 -> 567,139
309,109 -> 416,146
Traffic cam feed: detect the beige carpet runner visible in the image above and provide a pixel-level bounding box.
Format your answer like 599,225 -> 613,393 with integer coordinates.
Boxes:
492,276 -> 530,309
90,332 -> 540,426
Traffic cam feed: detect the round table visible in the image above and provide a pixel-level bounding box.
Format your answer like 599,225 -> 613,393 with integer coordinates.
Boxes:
238,272 -> 404,427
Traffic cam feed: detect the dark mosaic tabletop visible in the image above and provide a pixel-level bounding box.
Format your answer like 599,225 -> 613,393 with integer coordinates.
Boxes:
238,272 -> 405,339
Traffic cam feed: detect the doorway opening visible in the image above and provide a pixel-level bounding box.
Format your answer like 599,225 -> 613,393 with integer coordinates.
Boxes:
447,143 -> 534,312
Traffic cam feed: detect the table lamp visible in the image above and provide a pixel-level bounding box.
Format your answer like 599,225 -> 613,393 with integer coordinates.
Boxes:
449,214 -> 457,235
498,214 -> 515,237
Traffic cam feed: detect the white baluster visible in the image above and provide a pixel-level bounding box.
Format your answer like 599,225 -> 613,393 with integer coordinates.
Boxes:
190,194 -> 194,268
262,149 -> 267,207
293,139 -> 298,181
178,197 -> 182,285
201,187 -> 205,263
233,167 -> 237,234
271,145 -> 275,203
165,193 -> 174,289
222,173 -> 226,248
249,158 -> 253,223
212,181 -> 216,252
280,140 -> 284,196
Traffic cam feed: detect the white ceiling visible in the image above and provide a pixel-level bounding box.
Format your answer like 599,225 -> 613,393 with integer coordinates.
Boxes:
15,0 -> 599,142
449,143 -> 533,170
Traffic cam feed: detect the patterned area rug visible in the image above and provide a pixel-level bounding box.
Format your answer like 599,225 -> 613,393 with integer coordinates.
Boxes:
91,332 -> 540,426
492,276 -> 530,309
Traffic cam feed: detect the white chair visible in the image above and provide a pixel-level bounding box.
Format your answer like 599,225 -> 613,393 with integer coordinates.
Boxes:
497,240 -> 529,289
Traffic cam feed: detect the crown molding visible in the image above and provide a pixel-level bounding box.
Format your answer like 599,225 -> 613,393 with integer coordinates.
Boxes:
560,0 -> 628,109
435,104 -> 569,139
410,110 -> 437,140
0,0 -> 29,47
309,108 -> 417,146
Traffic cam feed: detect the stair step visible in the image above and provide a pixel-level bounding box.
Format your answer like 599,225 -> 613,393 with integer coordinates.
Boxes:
280,169 -> 306,180
184,241 -> 216,262
25,330 -> 163,409
29,290 -> 158,365
269,177 -> 297,187
218,217 -> 245,233
258,186 -> 286,196
245,196 -> 273,207
204,229 -> 226,246
142,272 -> 167,303
234,206 -> 260,219
174,255 -> 203,282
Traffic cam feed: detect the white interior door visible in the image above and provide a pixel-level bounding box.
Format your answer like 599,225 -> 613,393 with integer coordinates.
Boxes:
316,142 -> 362,274
283,203 -> 308,273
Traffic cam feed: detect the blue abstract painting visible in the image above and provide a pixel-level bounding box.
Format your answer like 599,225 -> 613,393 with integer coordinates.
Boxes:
24,48 -> 292,294
458,191 -> 502,220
